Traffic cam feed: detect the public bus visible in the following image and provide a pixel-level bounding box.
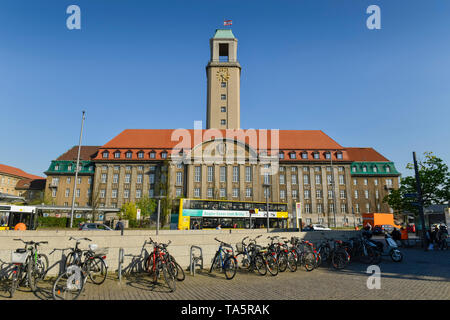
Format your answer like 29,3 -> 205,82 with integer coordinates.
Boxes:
0,205 -> 38,230
172,198 -> 289,230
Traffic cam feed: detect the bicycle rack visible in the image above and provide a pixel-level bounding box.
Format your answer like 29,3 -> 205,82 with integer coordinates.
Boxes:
118,248 -> 124,282
189,245 -> 203,276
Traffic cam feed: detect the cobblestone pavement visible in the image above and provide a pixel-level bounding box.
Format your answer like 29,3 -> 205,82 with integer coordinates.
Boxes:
1,248 -> 449,300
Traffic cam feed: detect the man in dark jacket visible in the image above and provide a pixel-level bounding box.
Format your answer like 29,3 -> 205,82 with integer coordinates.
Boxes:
115,218 -> 124,231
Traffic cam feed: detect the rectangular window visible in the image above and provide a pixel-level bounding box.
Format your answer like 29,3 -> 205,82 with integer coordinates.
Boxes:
124,190 -> 129,198
305,203 -> 310,214
303,175 -> 309,185
52,189 -> 57,197
280,190 -> 286,199
374,179 -> 378,186
316,190 -> 322,199
220,188 -> 226,198
221,119 -> 226,125
245,166 -> 252,182
317,203 -> 323,213
328,190 -> 333,199
353,179 -> 357,186
221,106 -> 226,112
125,174 -> 131,184
232,188 -> 239,198
340,190 -> 346,199
354,190 -> 358,199
375,190 -> 379,199
364,179 -> 368,186
246,188 -> 252,198
279,174 -> 285,185
263,173 -> 270,185
149,174 -> 155,184
113,174 -> 119,184
221,94 -> 226,100
327,175 -> 333,185
207,166 -> 214,182
329,203 -> 335,213
176,172 -> 183,185
220,167 -> 226,182
315,174 -> 321,185
65,188 -> 70,197
66,177 -> 71,184
52,177 -> 59,186
207,188 -> 213,198
100,189 -> 105,198
149,189 -> 154,197
304,190 -> 310,199
101,174 -> 107,184
355,204 -> 360,213
291,174 -> 297,185
221,82 -> 226,88
290,153 -> 296,159
136,189 -> 142,199
75,189 -> 80,198
112,189 -> 118,198
194,166 -> 201,182
339,175 -> 345,185
233,166 -> 239,183
292,190 -> 298,198
176,188 -> 182,197
365,190 -> 369,199
137,174 -> 143,184
194,188 -> 200,198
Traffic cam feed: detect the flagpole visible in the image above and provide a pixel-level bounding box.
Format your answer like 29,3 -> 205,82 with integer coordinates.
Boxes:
70,110 -> 86,228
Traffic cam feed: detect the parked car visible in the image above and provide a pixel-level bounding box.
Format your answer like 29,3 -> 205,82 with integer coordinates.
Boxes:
303,224 -> 331,231
79,223 -> 112,231
373,224 -> 394,235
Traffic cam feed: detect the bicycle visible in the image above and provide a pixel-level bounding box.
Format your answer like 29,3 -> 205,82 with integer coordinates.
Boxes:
9,239 -> 48,298
235,235 -> 267,275
291,237 -> 316,272
209,238 -> 238,280
52,238 -> 108,300
145,238 -> 177,292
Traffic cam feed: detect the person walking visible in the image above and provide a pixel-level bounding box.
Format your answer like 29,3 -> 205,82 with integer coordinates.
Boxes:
115,218 -> 124,232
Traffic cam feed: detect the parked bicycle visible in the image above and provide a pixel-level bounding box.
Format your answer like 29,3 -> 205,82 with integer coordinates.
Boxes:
52,237 -> 108,300
235,235 -> 267,275
8,239 -> 48,298
209,238 -> 238,280
145,238 -> 177,292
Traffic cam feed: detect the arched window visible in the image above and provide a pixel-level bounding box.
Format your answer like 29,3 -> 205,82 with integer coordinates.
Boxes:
385,165 -> 391,173
373,166 -> 378,173
363,166 -> 367,172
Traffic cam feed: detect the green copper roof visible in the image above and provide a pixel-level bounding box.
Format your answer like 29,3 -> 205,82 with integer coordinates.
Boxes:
45,160 -> 95,175
350,162 -> 400,176
213,29 -> 235,39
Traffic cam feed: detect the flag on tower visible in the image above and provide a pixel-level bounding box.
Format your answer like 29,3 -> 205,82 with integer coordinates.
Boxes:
224,20 -> 232,26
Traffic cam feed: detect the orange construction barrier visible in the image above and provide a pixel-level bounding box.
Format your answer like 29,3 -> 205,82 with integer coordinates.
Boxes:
400,228 -> 408,240
14,223 -> 27,231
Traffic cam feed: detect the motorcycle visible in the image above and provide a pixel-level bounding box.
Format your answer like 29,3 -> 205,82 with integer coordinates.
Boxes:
371,233 -> 403,262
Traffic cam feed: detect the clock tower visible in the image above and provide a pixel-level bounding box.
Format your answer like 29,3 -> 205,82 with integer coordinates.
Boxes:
206,29 -> 241,129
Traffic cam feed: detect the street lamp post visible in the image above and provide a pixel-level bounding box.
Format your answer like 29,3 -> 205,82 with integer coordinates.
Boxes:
154,196 -> 166,236
263,183 -> 270,233
70,111 -> 85,229
329,151 -> 337,229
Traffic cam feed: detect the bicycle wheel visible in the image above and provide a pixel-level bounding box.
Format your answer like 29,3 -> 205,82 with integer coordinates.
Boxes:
287,252 -> 297,272
223,256 -> 237,280
236,253 -> 250,270
254,254 -> 267,276
303,252 -> 316,272
87,257 -> 107,285
266,255 -> 279,276
36,254 -> 49,280
331,251 -> 347,270
52,267 -> 84,300
390,249 -> 403,262
209,252 -> 219,273
27,256 -> 37,292
65,252 -> 76,269
162,263 -> 176,292
9,267 -> 20,298
168,255 -> 185,281
278,253 -> 288,272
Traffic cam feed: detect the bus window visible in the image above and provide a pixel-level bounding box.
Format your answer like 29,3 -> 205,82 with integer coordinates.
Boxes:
232,202 -> 244,210
202,218 -> 218,229
280,204 -> 287,212
192,201 -> 203,209
232,218 -> 245,228
220,218 -> 233,228
244,203 -> 252,210
219,202 -> 232,210
210,202 -> 219,210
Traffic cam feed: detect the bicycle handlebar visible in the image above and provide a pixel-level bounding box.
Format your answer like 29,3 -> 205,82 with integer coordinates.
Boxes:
14,239 -> 48,246
69,237 -> 92,242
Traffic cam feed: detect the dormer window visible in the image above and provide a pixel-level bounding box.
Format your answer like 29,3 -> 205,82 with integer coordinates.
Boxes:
289,152 -> 296,159
102,151 -> 109,159
138,151 -> 144,159
114,151 -> 121,159
279,152 -> 285,159
126,151 -> 133,159
386,166 -> 391,173
161,151 -> 167,159
336,152 -> 343,160
313,152 -> 320,159
54,165 -> 59,171
373,166 -> 378,173
325,152 -> 331,159
352,166 -> 357,172
363,166 -> 367,172
150,151 -> 156,159
301,152 -> 308,159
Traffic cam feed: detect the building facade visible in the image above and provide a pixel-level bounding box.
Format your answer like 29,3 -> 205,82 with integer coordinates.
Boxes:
0,163 -> 44,200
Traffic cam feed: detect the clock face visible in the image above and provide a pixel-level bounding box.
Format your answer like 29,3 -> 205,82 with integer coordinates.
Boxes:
216,68 -> 230,82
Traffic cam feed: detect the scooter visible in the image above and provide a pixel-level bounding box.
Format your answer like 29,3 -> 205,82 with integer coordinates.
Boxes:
375,233 -> 403,262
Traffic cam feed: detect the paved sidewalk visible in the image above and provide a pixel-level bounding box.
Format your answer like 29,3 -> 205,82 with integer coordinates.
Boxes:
1,248 -> 449,300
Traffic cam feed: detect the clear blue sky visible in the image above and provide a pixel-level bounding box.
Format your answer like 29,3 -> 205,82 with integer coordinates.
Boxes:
1,0 -> 449,178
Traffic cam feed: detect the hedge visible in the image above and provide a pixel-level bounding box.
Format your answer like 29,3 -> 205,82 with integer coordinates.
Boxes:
37,216 -> 87,228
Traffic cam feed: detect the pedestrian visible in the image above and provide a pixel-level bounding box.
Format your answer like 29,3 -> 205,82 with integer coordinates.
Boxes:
216,224 -> 221,230
425,228 -> 433,251
115,218 -> 124,231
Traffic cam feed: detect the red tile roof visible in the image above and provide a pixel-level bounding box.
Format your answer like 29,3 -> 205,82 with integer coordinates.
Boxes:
15,178 -> 46,190
345,148 -> 390,162
95,129 -> 347,161
0,164 -> 44,180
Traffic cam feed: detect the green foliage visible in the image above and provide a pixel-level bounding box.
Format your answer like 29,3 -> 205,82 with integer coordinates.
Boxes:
384,152 -> 450,215
37,216 -> 86,228
120,201 -> 137,220
136,196 -> 157,218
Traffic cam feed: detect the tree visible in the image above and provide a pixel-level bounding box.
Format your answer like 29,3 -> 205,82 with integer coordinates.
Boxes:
384,152 -> 450,216
136,196 -> 157,219
120,201 -> 137,221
